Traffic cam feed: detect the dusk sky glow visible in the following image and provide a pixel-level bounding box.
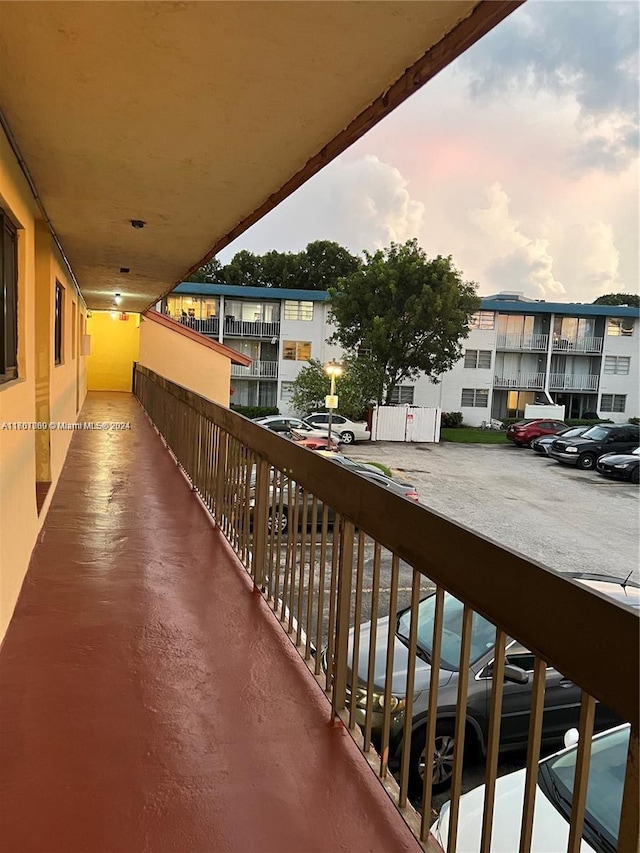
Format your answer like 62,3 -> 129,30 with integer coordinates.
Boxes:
219,1 -> 638,304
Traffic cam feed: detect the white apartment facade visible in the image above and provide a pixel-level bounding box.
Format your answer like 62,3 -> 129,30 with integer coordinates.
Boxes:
164,285 -> 639,425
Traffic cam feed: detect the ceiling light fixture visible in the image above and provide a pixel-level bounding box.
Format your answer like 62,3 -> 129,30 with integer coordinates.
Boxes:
131,219 -> 145,229
114,293 -> 122,306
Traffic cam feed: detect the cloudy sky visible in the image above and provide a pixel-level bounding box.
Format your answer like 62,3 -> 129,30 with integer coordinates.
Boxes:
219,0 -> 639,303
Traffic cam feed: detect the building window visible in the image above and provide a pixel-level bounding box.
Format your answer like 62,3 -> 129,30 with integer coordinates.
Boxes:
600,394 -> 626,413
0,210 -> 18,383
461,388 -> 489,407
606,318 -> 634,336
469,311 -> 495,330
280,381 -> 295,402
54,282 -> 64,365
283,300 -> 314,321
464,349 -> 492,369
604,356 -> 630,375
282,340 -> 311,361
389,385 -> 414,405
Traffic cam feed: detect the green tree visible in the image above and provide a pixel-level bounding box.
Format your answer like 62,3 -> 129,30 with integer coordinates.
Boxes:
290,355 -> 379,420
295,241 -> 361,290
223,250 -> 266,287
329,239 -> 480,404
184,257 -> 223,282
592,292 -> 639,307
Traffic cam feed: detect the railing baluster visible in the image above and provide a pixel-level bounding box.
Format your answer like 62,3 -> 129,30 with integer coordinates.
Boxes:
348,531 -> 365,731
619,725 -> 640,853
446,604 -> 474,853
379,554 -> 400,780
567,693 -> 596,853
420,585 -> 444,842
519,656 -> 546,853
480,628 -> 507,853
332,519 -> 355,718
305,496 -> 318,661
325,512 -> 341,692
296,490 -> 309,647
287,485 -> 301,635
314,504 -> 330,677
398,567 -> 421,807
364,542 -> 382,754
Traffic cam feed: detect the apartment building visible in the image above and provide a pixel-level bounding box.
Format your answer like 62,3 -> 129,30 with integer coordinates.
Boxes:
166,285 -> 639,424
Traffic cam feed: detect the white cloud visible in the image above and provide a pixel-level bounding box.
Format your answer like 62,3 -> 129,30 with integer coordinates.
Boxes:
219,154 -> 424,260
557,221 -> 621,299
468,183 -> 566,298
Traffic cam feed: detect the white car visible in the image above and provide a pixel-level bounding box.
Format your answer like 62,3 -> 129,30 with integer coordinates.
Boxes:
429,723 -> 629,852
303,413 -> 370,444
252,415 -> 340,441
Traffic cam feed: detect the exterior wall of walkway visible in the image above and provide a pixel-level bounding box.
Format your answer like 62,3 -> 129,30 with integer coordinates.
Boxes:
139,313 -> 232,406
0,124 -> 87,642
87,311 -> 140,391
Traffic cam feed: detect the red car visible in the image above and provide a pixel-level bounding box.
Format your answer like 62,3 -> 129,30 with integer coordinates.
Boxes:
290,431 -> 340,452
506,418 -> 567,447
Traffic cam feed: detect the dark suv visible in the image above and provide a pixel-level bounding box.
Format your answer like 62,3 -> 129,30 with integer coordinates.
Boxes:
549,423 -> 640,470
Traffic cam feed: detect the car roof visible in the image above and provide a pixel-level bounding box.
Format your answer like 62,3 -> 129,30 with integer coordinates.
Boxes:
568,572 -> 640,609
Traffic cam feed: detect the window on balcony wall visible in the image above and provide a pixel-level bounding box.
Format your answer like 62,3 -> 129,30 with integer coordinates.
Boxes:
282,340 -> 311,361
464,349 -> 492,369
461,388 -> 489,407
54,281 -> 64,365
600,394 -> 626,413
604,356 -> 630,375
226,301 -> 279,323
469,310 -> 494,330
0,209 -> 18,383
283,300 -> 314,321
280,381 -> 295,402
606,317 -> 634,336
389,385 -> 414,404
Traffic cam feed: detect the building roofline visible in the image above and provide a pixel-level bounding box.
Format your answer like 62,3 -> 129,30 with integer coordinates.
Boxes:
479,298 -> 639,318
142,310 -> 252,365
173,283 -> 330,302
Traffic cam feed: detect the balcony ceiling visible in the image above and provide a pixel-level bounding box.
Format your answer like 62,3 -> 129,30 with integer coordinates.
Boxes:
0,1 -> 518,311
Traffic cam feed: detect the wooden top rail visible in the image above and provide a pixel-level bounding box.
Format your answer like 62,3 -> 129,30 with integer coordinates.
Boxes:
135,365 -> 639,726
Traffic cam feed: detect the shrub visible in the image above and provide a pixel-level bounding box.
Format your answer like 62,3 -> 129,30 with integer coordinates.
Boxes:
565,418 -> 613,426
441,411 -> 463,428
230,405 -> 279,419
629,417 -> 639,425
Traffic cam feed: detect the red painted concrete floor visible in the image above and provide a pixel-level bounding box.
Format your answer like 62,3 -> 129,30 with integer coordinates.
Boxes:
0,392 -> 420,853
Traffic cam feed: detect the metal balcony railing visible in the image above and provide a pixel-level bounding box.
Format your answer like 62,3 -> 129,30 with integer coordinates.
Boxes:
230,361 -> 278,379
552,336 -> 603,353
133,364 -> 639,853
175,315 -> 220,336
494,372 -> 546,389
224,318 -> 280,338
496,333 -> 549,351
549,374 -> 599,392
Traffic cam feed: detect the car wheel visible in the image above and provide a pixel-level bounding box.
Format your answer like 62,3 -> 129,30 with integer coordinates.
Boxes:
340,431 -> 355,445
577,453 -> 597,471
527,438 -> 536,448
267,507 -> 288,534
632,467 -> 639,485
409,721 -> 457,796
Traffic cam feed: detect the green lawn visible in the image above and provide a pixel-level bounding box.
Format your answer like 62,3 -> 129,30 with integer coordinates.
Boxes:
440,428 -> 508,444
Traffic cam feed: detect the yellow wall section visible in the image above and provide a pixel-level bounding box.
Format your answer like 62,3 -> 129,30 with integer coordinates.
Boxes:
139,316 -> 231,406
0,123 -> 87,642
87,312 -> 140,391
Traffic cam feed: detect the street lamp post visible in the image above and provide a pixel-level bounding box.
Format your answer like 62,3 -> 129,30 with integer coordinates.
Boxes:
324,361 -> 343,449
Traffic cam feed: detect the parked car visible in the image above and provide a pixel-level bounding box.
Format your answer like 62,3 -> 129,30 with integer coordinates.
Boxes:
315,451 -> 420,500
596,446 -> 640,484
549,423 -> 640,471
303,413 -> 370,444
430,723 -> 630,853
253,415 -> 338,441
530,425 -> 589,455
329,573 -> 638,795
506,419 -> 567,447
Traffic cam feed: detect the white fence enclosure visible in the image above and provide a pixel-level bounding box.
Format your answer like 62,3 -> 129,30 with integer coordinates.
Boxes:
370,406 -> 441,442
524,403 -> 566,420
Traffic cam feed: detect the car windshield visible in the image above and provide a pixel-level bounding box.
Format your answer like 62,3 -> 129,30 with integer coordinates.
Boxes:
581,426 -> 610,441
632,447 -> 640,456
561,428 -> 586,438
539,726 -> 629,851
397,592 -> 496,670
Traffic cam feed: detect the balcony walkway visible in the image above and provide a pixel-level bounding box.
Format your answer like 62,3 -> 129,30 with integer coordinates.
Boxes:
0,392 -> 419,853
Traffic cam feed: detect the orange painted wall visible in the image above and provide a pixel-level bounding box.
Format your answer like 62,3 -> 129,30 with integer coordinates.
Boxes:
138,315 -> 231,406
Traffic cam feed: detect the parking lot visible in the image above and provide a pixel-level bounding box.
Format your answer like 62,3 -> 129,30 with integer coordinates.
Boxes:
343,439 -> 640,582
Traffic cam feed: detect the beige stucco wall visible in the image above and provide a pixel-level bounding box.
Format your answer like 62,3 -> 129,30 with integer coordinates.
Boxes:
139,316 -> 231,406
0,124 -> 87,642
